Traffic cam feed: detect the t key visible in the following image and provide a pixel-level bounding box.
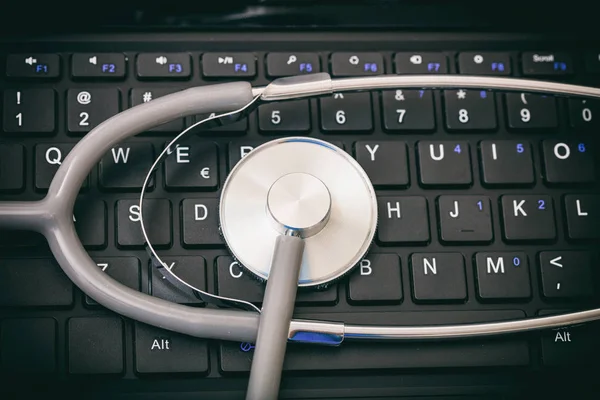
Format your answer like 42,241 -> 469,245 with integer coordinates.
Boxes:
480,140 -> 534,186
438,196 -> 493,243
355,141 -> 409,187
505,93 -> 557,130
3,89 -> 56,133
501,195 -> 556,241
542,141 -> 595,184
417,141 -> 472,186
444,89 -> 497,131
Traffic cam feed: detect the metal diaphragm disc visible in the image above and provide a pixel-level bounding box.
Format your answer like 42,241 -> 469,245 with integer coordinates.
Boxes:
219,137 -> 377,287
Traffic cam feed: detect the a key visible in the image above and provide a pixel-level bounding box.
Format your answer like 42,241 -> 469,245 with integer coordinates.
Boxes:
320,92 -> 373,132
149,256 -> 206,304
539,251 -> 593,298
194,112 -> 248,134
417,141 -> 472,186
376,196 -> 430,244
6,54 -> 60,78
542,140 -> 595,184
444,89 -> 497,131
130,88 -> 185,132
71,53 -> 126,79
505,93 -> 557,129
381,90 -> 435,132
164,142 -> 218,190
437,196 -> 493,243
354,141 -> 409,188
181,198 -> 223,247
475,252 -> 531,300
500,195 -> 556,241
458,52 -> 511,75
521,52 -> 573,76
99,143 -> 154,190
348,254 -> 402,304
331,52 -> 383,76
227,141 -> 264,171
67,89 -> 121,134
394,52 -> 448,74
86,257 -> 140,306
202,53 -> 256,78
479,140 -> 535,186
116,199 -> 172,248
410,253 -> 467,302
564,195 -> 600,240
134,322 -> 209,374
568,99 -> 600,130
68,316 -> 124,374
35,144 -> 89,190
3,89 -> 56,133
0,144 -> 24,192
266,52 -> 320,77
136,53 -> 191,79
258,100 -> 310,134
74,199 -> 107,248
1,318 -> 57,373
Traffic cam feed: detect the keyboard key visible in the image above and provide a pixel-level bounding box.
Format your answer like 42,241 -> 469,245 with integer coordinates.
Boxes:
6,54 -> 60,78
265,52 -> 320,77
74,199 -> 107,248
3,89 -> 56,133
116,199 -> 172,248
228,141 -> 264,171
149,256 -> 206,305
354,141 -> 409,188
99,143 -> 154,190
479,140 -> 535,186
164,142 -> 218,190
381,90 -> 435,132
136,53 -> 191,79
475,252 -> 531,300
331,52 -> 383,76
417,141 -> 472,186
394,52 -> 448,74
410,253 -> 467,302
505,93 -> 557,130
0,144 -> 24,192
348,254 -> 402,304
320,92 -> 373,132
0,258 -> 73,307
202,53 -> 256,78
542,140 -> 595,184
458,52 -> 511,75
584,51 -> 600,73
1,318 -> 56,373
521,52 -> 573,76
71,53 -> 126,79
67,89 -> 121,134
181,198 -> 223,247
86,257 -> 141,306
500,195 -> 556,241
568,98 -> 600,130
194,112 -> 248,134
258,100 -> 310,134
437,196 -> 493,243
376,196 -> 430,244
135,322 -> 209,374
564,195 -> 600,240
130,88 -> 185,132
539,251 -> 593,298
444,89 -> 497,131
35,144 -> 89,190
68,316 -> 124,374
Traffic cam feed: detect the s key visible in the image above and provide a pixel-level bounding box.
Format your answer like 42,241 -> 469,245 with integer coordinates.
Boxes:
501,195 -> 556,241
479,140 -> 534,186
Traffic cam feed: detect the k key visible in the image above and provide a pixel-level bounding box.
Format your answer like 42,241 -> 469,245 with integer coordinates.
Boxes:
501,195 -> 556,241
417,141 -> 472,186
479,140 -> 534,186
444,89 -> 497,131
505,93 -> 557,130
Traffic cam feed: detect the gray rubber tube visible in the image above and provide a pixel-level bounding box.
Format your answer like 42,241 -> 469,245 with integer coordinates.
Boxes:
246,235 -> 305,400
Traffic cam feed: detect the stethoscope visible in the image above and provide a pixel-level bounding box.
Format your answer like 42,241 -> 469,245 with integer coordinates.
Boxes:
1,72 -> 600,399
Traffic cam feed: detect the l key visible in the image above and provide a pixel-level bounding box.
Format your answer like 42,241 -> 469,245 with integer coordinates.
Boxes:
564,195 -> 600,239
355,141 -> 409,187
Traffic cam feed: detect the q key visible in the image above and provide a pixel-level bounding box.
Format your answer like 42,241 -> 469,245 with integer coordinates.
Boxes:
35,144 -> 89,191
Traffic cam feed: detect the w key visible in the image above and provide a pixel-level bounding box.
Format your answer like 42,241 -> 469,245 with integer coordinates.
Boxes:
438,196 -> 493,243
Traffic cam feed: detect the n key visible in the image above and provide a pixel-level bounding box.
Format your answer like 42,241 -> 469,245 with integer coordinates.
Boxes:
355,141 -> 409,188
480,140 -> 534,186
501,195 -> 556,241
417,141 -> 472,186
542,141 -> 595,184
410,253 -> 467,302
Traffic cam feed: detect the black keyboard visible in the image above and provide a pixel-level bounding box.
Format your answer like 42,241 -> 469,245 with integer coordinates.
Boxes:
1,31 -> 600,399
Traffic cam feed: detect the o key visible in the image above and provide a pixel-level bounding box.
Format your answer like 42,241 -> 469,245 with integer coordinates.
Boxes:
542,141 -> 595,184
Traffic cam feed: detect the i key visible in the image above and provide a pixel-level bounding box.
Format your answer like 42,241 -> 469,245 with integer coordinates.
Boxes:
542,141 -> 595,184
3,89 -> 56,133
417,141 -> 472,186
381,90 -> 435,132
501,195 -> 556,241
444,89 -> 497,131
438,196 -> 493,243
355,141 -> 409,187
479,140 -> 535,186
505,93 -> 557,129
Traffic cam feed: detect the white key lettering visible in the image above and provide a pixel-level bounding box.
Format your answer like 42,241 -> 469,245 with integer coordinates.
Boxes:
553,143 -> 570,160
194,204 -> 208,221
45,147 -> 63,165
387,201 -> 401,219
129,205 -> 141,222
486,257 -> 505,274
576,199 -> 588,216
513,200 -> 527,217
229,261 -> 243,279
176,146 -> 189,163
554,330 -> 571,342
151,338 -> 170,350
429,144 -> 444,161
111,147 -> 131,163
360,259 -> 372,276
449,201 -> 459,218
491,143 -> 498,160
240,146 -> 254,158
423,258 -> 437,275
365,144 -> 379,161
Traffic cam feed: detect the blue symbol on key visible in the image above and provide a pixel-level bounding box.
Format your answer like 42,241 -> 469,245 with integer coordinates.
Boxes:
35,64 -> 48,73
240,342 -> 255,352
102,63 -> 116,73
427,62 -> 440,72
491,62 -> 505,72
513,257 -> 521,267
364,63 -> 378,72
235,63 -> 248,72
553,62 -> 567,71
168,63 -> 183,73
419,90 -> 425,98
299,63 -> 313,73
480,90 -> 487,99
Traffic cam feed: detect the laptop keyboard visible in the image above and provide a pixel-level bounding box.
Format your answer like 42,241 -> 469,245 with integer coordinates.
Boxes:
0,32 -> 599,397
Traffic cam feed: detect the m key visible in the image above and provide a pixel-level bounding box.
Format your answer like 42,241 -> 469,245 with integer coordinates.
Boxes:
475,252 -> 531,300
437,196 -> 493,243
501,195 -> 556,241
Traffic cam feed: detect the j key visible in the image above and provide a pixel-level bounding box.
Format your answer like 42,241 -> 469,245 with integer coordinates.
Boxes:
417,141 -> 472,186
542,141 -> 595,184
116,199 -> 172,248
501,195 -> 556,241
348,254 -> 403,304
164,142 -> 218,190
444,89 -> 497,131
381,90 -> 435,132
67,89 -> 121,134
135,322 -> 209,374
458,52 -> 511,75
479,140 -> 535,186
71,53 -> 126,79
320,92 -> 373,132
539,251 -> 593,298
0,144 -> 24,192
3,89 -> 56,133
475,252 -> 531,300
181,198 -> 223,247
505,93 -> 557,129
6,54 -> 60,78
521,52 -> 573,76
568,99 -> 600,130
355,141 -> 409,188
194,112 -> 248,134
202,53 -> 256,78
564,195 -> 600,240
1,318 -> 57,373
437,196 -> 493,243
410,253 -> 467,302
86,257 -> 140,306
68,317 -> 124,374
35,144 -> 89,190
258,100 -> 310,134
394,52 -> 448,74
74,199 -> 107,248
136,53 -> 191,79
99,143 -> 154,190
149,256 -> 206,304
266,52 -> 320,77
130,88 -> 185,132
376,196 -> 430,244
331,52 -> 383,76
228,141 -> 264,171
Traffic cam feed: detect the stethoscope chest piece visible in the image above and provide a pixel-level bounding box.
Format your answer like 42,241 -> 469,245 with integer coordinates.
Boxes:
219,137 -> 378,287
